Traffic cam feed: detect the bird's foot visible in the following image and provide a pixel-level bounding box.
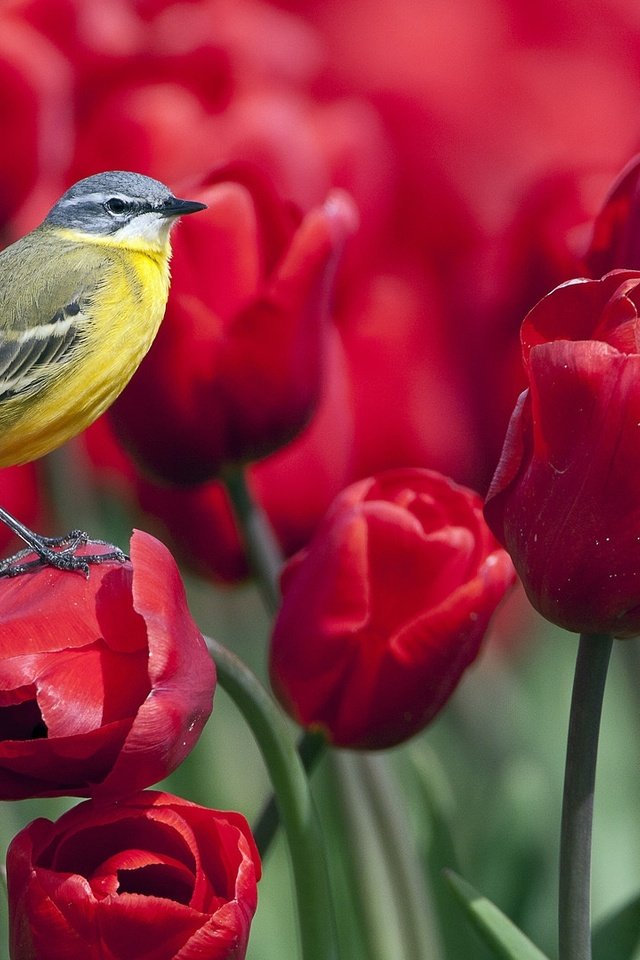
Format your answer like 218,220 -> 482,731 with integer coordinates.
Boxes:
0,530 -> 128,578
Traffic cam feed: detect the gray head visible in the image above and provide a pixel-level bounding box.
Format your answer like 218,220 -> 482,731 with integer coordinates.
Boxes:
43,171 -> 206,245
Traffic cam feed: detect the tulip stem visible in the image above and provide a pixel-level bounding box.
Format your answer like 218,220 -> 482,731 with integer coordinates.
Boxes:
330,752 -> 407,960
205,635 -> 337,960
221,465 -> 283,615
253,730 -> 327,857
330,753 -> 442,960
558,632 -> 613,960
356,754 -> 444,960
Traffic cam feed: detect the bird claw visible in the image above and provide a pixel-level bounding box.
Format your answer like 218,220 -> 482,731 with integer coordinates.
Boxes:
0,533 -> 128,578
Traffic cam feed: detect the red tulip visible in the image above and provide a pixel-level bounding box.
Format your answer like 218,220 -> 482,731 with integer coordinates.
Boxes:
270,468 -> 514,749
586,153 -> 640,276
129,324 -> 353,582
0,530 -> 215,799
484,269 -> 640,637
109,165 -> 357,485
7,790 -> 260,960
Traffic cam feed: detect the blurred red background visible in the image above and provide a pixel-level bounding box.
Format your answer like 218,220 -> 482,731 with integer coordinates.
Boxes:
2,0 -> 638,579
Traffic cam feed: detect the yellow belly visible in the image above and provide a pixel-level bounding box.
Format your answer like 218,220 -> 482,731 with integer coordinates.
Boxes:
0,246 -> 170,467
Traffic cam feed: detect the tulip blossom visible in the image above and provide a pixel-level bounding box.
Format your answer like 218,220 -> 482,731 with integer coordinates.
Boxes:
7,790 -> 260,960
81,320 -> 354,584
108,166 -> 357,485
270,468 -> 514,749
484,270 -> 640,637
587,153 -> 640,275
0,530 -> 215,799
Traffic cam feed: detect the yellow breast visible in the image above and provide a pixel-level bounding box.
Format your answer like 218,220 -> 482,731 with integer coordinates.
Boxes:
0,230 -> 171,468
69,247 -> 169,420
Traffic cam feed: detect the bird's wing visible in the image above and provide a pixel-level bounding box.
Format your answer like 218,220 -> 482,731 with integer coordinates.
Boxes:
0,236 -> 111,403
0,300 -> 88,401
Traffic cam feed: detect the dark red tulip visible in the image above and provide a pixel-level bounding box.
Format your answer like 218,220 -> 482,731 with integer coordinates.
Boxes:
7,790 -> 260,960
485,269 -> 640,637
109,166 -> 357,485
118,323 -> 353,582
270,468 -> 514,749
0,530 -> 215,799
587,154 -> 640,275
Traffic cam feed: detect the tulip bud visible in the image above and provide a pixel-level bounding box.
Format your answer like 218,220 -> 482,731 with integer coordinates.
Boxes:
485,270 -> 640,637
270,468 -> 514,748
110,166 -> 357,485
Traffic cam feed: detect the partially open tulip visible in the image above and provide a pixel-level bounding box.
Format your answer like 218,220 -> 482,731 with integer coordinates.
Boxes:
7,790 -> 260,960
0,530 -> 215,799
270,468 -> 514,749
109,165 -> 357,485
485,269 -> 640,637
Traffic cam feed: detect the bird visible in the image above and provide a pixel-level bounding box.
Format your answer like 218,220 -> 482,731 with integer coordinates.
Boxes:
0,170 -> 206,576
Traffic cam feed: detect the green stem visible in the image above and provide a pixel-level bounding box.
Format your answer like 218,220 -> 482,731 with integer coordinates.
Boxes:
558,632 -> 613,960
221,464 -> 283,615
330,752 -> 406,960
326,753 -> 443,959
205,635 -> 337,960
357,754 -> 444,960
253,730 -> 327,857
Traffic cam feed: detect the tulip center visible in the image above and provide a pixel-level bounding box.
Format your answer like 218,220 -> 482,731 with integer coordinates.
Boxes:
0,695 -> 47,740
116,863 -> 193,904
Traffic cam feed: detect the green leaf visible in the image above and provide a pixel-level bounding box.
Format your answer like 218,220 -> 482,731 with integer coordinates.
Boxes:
406,745 -> 495,960
443,870 -> 551,960
593,893 -> 640,960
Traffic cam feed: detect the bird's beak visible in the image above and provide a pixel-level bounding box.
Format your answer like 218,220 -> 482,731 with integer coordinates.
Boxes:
161,197 -> 208,218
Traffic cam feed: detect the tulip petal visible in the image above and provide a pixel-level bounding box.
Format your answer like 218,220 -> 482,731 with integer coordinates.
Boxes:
7,792 -> 260,960
271,468 -> 513,747
0,531 -> 214,799
93,531 -> 215,798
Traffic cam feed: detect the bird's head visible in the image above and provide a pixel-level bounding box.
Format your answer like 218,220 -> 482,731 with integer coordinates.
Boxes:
43,171 -> 207,252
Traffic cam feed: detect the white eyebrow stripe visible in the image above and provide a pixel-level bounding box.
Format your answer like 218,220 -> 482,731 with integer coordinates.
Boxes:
60,192 -> 128,207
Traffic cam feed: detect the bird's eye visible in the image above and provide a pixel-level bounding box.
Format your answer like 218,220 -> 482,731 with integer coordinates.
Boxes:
104,197 -> 128,215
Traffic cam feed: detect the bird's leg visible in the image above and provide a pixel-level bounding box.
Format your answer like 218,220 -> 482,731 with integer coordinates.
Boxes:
0,506 -> 128,577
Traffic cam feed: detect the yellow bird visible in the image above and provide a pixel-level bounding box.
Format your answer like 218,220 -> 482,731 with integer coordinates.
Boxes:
0,170 -> 206,576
